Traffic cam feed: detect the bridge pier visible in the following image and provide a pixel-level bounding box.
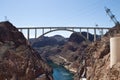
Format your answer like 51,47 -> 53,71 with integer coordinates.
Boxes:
87,28 -> 89,40
101,29 -> 104,37
42,28 -> 44,35
35,28 -> 37,38
72,28 -> 74,31
79,28 -> 81,33
50,28 -> 52,31
94,28 -> 96,41
27,29 -> 30,40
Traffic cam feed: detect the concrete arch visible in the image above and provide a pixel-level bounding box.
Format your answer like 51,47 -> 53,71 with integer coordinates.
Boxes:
39,29 -> 90,42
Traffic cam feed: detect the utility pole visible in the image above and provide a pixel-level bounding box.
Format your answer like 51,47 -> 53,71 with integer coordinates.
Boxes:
105,7 -> 119,25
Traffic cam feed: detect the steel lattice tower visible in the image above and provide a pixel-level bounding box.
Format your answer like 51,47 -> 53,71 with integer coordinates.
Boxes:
105,7 -> 119,25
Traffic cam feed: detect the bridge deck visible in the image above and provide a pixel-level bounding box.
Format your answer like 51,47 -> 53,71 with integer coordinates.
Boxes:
18,27 -> 110,29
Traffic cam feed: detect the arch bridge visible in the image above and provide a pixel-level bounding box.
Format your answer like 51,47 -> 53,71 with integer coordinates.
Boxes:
17,27 -> 110,41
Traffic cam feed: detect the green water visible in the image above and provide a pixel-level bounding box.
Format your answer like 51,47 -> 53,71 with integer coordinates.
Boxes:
48,61 -> 74,80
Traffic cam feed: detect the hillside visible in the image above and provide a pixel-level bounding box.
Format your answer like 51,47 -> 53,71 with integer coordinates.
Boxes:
74,24 -> 120,80
0,21 -> 53,80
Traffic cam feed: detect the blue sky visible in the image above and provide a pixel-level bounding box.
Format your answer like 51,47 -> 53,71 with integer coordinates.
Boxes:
0,0 -> 120,37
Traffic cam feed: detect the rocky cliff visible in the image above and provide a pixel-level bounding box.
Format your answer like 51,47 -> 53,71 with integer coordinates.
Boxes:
50,32 -> 93,73
74,24 -> 120,80
0,21 -> 53,80
32,32 -> 95,74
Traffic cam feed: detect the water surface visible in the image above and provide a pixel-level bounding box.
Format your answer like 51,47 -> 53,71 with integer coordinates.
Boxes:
48,61 -> 74,80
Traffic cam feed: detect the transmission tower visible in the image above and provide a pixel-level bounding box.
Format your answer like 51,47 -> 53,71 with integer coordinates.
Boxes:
105,7 -> 119,25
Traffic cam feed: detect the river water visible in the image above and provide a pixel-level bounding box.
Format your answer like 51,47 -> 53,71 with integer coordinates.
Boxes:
48,61 -> 74,80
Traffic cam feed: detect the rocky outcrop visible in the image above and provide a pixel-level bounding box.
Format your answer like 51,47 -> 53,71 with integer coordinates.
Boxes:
109,62 -> 120,80
0,21 -> 28,47
31,35 -> 66,48
68,32 -> 96,43
74,24 -> 120,80
0,21 -> 53,80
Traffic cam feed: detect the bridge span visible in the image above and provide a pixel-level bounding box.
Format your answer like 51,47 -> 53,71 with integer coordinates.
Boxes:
17,27 -> 110,41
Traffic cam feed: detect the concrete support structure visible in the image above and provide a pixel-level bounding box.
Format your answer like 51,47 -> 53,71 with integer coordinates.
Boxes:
18,27 -> 110,40
94,28 -> 96,41
79,28 -> 81,33
27,29 -> 30,40
101,29 -> 104,37
72,28 -> 74,31
50,28 -> 51,31
42,28 -> 44,34
87,28 -> 89,40
35,28 -> 37,38
110,37 -> 120,68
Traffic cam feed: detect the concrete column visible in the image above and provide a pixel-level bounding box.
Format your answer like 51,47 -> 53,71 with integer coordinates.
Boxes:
42,28 -> 44,35
72,28 -> 74,31
110,37 -> 120,68
27,29 -> 30,40
80,28 -> 81,33
35,28 -> 37,38
20,29 -> 22,32
101,29 -> 103,37
87,28 -> 89,40
94,29 -> 96,41
50,28 -> 51,31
